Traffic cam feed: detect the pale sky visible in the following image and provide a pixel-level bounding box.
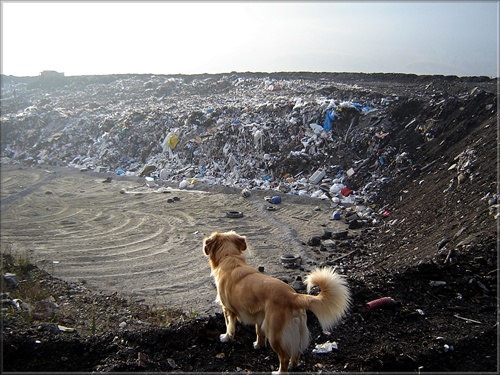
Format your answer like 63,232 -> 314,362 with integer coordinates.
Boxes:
1,1 -> 499,77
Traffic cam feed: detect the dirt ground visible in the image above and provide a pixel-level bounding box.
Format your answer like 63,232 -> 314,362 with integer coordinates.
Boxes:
0,163 -> 347,314
1,73 -> 498,373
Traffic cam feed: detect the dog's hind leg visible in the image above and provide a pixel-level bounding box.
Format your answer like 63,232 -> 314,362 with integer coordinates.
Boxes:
253,323 -> 266,349
289,313 -> 308,370
220,307 -> 237,342
289,353 -> 301,370
272,351 -> 290,374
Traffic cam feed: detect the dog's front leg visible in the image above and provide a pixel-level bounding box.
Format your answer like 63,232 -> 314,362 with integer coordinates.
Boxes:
253,323 -> 266,349
220,306 -> 236,342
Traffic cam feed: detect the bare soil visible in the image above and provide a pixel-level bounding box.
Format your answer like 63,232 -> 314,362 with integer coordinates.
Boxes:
1,72 -> 498,373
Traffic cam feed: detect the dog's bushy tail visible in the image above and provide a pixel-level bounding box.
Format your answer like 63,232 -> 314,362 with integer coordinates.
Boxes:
302,267 -> 351,330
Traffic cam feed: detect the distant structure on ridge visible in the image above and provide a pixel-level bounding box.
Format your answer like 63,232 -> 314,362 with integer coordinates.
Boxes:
39,70 -> 65,79
38,70 -> 65,87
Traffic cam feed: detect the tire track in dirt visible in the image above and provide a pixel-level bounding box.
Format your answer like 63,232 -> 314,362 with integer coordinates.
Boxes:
1,165 -> 345,315
0,167 -> 57,207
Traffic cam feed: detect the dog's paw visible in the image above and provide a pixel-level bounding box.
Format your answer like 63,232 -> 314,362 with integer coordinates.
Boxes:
253,341 -> 261,350
219,333 -> 233,343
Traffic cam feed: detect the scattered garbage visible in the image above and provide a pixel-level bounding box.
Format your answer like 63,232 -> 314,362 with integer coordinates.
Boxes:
340,187 -> 353,197
365,296 -> 399,310
443,343 -> 454,352
241,188 -> 251,198
226,211 -> 244,218
11,298 -> 30,312
3,273 -> 19,289
39,323 -> 76,334
309,168 -> 326,184
0,73 -> 412,208
57,324 -> 76,333
312,340 -> 338,354
453,314 -> 482,325
265,196 -> 282,204
145,177 -> 158,188
280,254 -> 300,268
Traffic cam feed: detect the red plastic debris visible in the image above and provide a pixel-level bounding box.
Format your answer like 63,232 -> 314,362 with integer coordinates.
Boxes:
340,187 -> 353,196
366,297 -> 398,310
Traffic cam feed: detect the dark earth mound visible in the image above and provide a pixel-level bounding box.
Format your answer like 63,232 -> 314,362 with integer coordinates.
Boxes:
2,234 -> 497,373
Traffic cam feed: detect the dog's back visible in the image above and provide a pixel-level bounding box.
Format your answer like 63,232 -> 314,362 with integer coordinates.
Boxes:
214,256 -> 297,323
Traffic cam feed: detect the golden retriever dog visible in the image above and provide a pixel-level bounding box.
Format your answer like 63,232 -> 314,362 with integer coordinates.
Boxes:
203,230 -> 351,374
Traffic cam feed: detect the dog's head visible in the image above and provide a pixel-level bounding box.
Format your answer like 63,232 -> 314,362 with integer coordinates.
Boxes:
203,231 -> 247,268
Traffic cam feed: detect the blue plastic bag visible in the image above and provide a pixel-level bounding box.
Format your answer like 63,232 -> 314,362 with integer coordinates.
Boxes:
323,109 -> 336,131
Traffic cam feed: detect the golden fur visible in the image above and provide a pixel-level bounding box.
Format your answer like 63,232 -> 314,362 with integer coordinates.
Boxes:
203,230 -> 351,374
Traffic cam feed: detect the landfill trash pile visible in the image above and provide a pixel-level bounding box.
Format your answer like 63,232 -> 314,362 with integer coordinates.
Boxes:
1,72 -> 498,373
1,73 -> 496,216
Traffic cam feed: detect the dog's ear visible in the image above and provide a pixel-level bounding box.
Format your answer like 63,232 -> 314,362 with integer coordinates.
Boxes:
203,232 -> 219,257
230,231 -> 247,252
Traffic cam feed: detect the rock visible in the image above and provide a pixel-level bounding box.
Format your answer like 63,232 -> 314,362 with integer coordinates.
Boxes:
457,173 -> 467,184
348,219 -> 364,229
32,296 -> 58,320
320,240 -> 337,252
345,212 -> 358,222
307,236 -> 322,246
291,276 -> 306,291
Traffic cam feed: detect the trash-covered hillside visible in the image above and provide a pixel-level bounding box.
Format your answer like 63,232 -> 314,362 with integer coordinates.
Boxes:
1,72 -> 494,194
